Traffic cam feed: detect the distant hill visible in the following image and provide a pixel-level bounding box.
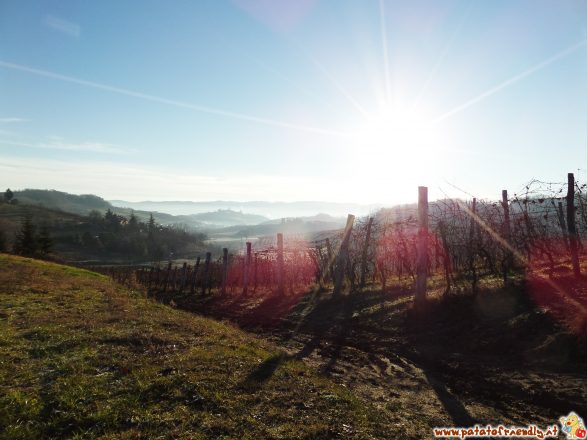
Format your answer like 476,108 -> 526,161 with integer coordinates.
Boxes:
0,199 -> 209,263
12,190 -> 279,229
214,214 -> 347,240
259,213 -> 344,225
0,200 -> 84,253
15,189 -> 111,215
110,199 -> 380,219
7,190 -> 380,247
11,189 -> 204,229
187,209 -> 269,226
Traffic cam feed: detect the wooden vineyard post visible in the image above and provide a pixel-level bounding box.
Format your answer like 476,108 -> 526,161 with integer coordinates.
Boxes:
221,248 -> 228,294
180,262 -> 187,293
325,238 -> 334,283
502,190 -> 512,284
567,172 -> 581,278
277,233 -> 285,295
438,220 -> 451,295
360,217 -> 374,289
315,246 -> 325,289
243,242 -> 252,295
468,197 -> 478,293
502,190 -> 511,241
202,252 -> 211,295
291,249 -> 298,291
556,201 -> 570,251
163,262 -> 172,293
156,267 -> 161,290
171,267 -> 178,292
253,252 -> 258,292
333,214 -> 355,297
415,186 -> 428,306
191,257 -> 200,294
147,267 -> 154,290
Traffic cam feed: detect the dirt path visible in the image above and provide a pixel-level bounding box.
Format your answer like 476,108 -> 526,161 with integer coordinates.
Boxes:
264,291 -> 585,435
152,279 -> 587,438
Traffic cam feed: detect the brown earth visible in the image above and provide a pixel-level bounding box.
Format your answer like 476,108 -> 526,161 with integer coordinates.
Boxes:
151,271 -> 587,439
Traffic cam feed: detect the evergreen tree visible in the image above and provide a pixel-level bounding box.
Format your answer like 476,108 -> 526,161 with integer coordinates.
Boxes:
148,213 -> 156,235
104,208 -> 122,230
3,188 -> 17,204
104,208 -> 114,222
37,225 -> 53,255
4,188 -> 13,203
81,231 -> 95,247
128,211 -> 139,232
88,210 -> 102,225
13,214 -> 37,256
146,213 -> 161,261
0,228 -> 6,252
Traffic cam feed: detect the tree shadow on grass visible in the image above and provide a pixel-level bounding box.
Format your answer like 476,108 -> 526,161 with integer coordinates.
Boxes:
240,352 -> 291,391
240,293 -> 360,391
422,369 -> 478,426
148,286 -> 312,330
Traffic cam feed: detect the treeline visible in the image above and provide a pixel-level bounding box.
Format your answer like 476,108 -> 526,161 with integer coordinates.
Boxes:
1,188 -> 18,205
75,209 -> 208,262
1,194 -> 209,263
10,214 -> 53,257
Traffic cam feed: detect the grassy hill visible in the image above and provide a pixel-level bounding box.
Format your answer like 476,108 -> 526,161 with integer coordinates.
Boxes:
0,203 -> 209,264
14,190 -> 111,216
11,189 -> 197,229
0,254 -> 388,439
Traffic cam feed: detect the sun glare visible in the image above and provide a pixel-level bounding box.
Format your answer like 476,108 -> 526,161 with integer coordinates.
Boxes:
358,107 -> 436,154
346,104 -> 446,200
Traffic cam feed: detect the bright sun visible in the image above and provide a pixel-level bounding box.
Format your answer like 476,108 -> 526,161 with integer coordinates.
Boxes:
356,107 -> 436,158
344,105 -> 449,202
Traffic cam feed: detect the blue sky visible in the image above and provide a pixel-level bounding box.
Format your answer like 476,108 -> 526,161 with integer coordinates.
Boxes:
1,0 -> 586,204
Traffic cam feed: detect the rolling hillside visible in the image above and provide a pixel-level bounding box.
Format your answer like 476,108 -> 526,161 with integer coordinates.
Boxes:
0,254 -> 389,439
110,200 -> 381,219
217,215 -> 347,240
0,202 -> 209,264
5,191 -> 358,248
14,189 -> 111,215
187,209 -> 269,227
12,189 -> 198,229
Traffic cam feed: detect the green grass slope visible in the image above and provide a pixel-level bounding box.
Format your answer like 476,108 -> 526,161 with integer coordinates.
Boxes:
0,254 -> 385,439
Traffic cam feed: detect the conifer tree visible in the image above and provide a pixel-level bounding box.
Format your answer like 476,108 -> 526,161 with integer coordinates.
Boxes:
37,225 -> 53,255
0,228 -> 6,252
13,214 -> 37,256
3,188 -> 13,203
